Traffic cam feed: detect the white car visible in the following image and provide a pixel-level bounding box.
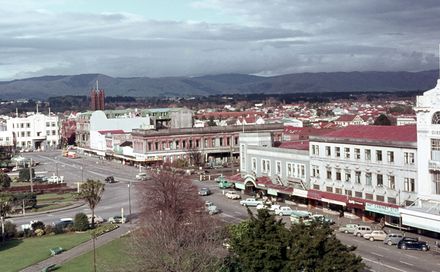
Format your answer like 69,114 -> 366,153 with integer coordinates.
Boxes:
87,214 -> 104,224
274,206 -> 295,216
225,191 -> 241,199
256,204 -> 281,212
135,172 -> 150,180
47,175 -> 64,184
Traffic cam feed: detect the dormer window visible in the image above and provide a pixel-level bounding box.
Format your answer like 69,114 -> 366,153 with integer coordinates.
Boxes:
432,112 -> 440,124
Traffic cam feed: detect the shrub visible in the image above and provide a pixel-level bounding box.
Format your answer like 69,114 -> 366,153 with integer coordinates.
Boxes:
45,224 -> 55,235
90,223 -> 118,237
31,221 -> 45,231
74,213 -> 89,231
4,221 -> 17,239
0,173 -> 11,188
54,224 -> 65,234
35,229 -> 45,237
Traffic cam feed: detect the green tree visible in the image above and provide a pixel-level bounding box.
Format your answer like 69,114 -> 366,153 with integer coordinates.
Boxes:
373,114 -> 392,126
286,222 -> 364,272
0,173 -> 11,188
77,179 -> 104,229
227,209 -> 290,271
0,195 -> 12,242
18,168 -> 35,182
74,212 -> 89,231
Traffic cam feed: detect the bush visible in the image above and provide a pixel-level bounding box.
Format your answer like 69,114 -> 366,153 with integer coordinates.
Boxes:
0,173 -> 11,188
74,213 -> 89,231
90,223 -> 118,237
35,229 -> 45,237
4,221 -> 17,239
18,168 -> 35,182
54,224 -> 66,234
45,224 -> 55,235
31,221 -> 45,231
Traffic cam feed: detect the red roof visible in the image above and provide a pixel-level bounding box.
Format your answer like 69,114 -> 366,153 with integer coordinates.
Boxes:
98,130 -> 125,135
319,125 -> 416,142
279,141 -> 309,150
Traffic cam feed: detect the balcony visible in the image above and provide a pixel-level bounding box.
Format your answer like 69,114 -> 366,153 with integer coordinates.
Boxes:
429,160 -> 440,172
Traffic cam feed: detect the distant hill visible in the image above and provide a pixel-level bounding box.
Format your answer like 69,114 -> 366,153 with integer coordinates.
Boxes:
0,70 -> 437,99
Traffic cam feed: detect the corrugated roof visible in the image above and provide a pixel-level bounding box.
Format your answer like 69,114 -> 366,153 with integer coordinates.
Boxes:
318,125 -> 417,142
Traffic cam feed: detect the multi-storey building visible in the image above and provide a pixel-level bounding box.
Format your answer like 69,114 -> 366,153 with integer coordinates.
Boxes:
309,125 -> 417,223
6,112 -> 60,150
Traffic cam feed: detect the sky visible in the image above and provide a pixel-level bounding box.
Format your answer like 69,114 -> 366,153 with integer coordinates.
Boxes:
0,0 -> 439,80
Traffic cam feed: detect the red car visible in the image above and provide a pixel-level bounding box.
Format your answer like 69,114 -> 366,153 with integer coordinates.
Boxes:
0,168 -> 10,173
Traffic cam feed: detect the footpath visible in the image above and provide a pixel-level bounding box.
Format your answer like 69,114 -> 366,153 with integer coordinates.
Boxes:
20,224 -> 133,272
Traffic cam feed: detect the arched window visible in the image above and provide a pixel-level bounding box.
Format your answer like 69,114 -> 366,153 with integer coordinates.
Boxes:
433,112 -> 440,124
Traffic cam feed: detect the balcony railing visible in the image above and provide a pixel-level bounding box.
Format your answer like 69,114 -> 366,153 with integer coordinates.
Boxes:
429,160 -> 440,171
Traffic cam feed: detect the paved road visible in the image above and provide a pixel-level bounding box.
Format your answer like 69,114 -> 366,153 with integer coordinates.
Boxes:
11,151 -> 440,272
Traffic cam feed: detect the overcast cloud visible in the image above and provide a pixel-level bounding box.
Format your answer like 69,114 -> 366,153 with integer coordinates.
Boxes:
0,0 -> 439,80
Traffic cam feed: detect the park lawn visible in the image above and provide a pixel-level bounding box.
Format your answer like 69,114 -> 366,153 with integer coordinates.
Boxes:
34,193 -> 77,212
0,232 -> 91,272
58,235 -> 137,272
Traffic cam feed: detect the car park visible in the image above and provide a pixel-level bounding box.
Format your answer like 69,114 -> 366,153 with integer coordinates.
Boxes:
108,215 -> 127,224
363,230 -> 387,241
198,187 -> 211,196
240,198 -> 263,207
338,224 -> 359,234
274,206 -> 295,216
397,237 -> 429,251
225,191 -> 241,200
353,225 -> 372,237
383,233 -> 404,246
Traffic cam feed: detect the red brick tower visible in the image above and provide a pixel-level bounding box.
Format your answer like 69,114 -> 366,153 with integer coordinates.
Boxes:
90,80 -> 105,111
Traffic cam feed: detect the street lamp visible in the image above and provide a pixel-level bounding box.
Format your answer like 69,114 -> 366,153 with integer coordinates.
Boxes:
128,181 -> 132,223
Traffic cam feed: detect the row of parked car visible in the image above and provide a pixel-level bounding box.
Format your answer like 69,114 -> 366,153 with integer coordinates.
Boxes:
338,224 -> 430,251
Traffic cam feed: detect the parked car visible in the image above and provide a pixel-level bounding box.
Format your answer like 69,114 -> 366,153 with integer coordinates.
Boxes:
198,187 -> 211,196
108,215 -> 127,224
256,204 -> 281,212
217,175 -> 233,189
105,176 -> 116,183
338,224 -> 359,234
311,214 -> 334,225
33,175 -> 47,183
54,218 -> 74,229
240,198 -> 264,207
135,172 -> 150,181
87,214 -> 104,225
383,233 -> 404,246
47,175 -> 63,184
353,225 -> 373,237
290,211 -> 313,225
363,230 -> 387,241
274,206 -> 295,216
225,191 -> 241,200
397,237 -> 429,251
0,167 -> 10,173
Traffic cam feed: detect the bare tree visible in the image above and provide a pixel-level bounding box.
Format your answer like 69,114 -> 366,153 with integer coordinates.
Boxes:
188,146 -> 204,167
131,169 -> 226,272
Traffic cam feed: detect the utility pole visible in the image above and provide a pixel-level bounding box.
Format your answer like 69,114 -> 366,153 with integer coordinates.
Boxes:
29,158 -> 33,193
128,181 -> 132,223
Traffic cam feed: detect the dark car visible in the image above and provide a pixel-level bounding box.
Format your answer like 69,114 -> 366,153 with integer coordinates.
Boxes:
198,187 -> 211,196
105,176 -> 116,183
397,237 -> 429,251
54,218 -> 74,229
33,175 -> 48,183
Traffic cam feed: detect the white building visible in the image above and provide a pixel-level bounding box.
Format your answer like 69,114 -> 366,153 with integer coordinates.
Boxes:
401,79 -> 440,234
7,113 -> 60,150
309,125 -> 418,223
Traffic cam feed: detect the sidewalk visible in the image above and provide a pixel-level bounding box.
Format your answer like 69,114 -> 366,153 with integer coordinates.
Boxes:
20,224 -> 133,272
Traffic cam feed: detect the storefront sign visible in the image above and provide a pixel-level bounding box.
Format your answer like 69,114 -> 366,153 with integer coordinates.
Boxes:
307,190 -> 322,201
268,188 -> 278,196
365,203 -> 400,217
235,183 -> 245,190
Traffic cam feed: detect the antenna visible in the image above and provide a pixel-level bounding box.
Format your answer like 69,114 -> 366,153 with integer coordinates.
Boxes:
96,79 -> 99,91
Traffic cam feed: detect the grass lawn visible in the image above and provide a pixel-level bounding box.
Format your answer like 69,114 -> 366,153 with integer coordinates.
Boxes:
58,235 -> 137,272
34,193 -> 77,212
0,232 -> 91,272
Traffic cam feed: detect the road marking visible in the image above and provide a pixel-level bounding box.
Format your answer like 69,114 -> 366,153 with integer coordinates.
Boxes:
234,211 -> 242,214
399,261 -> 414,267
403,254 -> 416,259
363,257 -> 408,272
371,252 -> 383,257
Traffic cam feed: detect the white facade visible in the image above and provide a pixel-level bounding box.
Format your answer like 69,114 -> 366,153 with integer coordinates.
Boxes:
239,132 -> 272,173
309,138 -> 417,206
6,113 -> 59,150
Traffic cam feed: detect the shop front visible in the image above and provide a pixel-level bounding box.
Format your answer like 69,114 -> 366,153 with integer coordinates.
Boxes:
307,190 -> 348,211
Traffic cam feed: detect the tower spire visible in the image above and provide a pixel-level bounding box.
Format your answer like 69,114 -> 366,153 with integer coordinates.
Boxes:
96,79 -> 99,91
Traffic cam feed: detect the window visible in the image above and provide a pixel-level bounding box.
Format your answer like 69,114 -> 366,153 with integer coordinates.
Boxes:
311,165 -> 320,178
376,174 -> 383,187
326,186 -> 333,192
376,195 -> 385,202
355,191 -> 363,198
21,132 -> 25,137
287,163 -> 293,177
212,139 -> 216,147
313,184 -> 320,190
312,145 -> 319,155
335,170 -> 341,181
300,165 -> 305,178
365,149 -> 371,160
46,122 -> 50,127
52,130 -> 56,135
219,138 -> 223,146
344,147 -> 350,159
262,159 -> 270,174
354,148 -> 360,159
404,152 -> 415,164
387,197 -> 396,204
345,171 -> 351,182
234,137 -> 238,145
376,150 -> 382,162
335,147 -> 341,157
387,151 -> 394,163
276,161 -> 281,175
335,188 -> 342,194
365,193 -> 374,200
404,178 -> 415,192
434,173 -> 440,195
240,144 -> 245,166
27,131 -> 31,137
51,122 -> 56,127
204,139 -> 208,148
326,169 -> 332,180
252,158 -> 257,171
388,175 -> 395,189
355,171 -> 361,184
345,190 -> 352,196
325,146 -> 331,156
432,112 -> 440,124
26,123 -> 30,128
366,172 -> 372,186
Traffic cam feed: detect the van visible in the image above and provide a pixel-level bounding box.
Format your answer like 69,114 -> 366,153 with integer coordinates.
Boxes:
353,225 -> 372,237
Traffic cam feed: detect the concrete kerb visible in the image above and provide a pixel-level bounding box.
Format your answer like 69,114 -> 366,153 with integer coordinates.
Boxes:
8,201 -> 86,218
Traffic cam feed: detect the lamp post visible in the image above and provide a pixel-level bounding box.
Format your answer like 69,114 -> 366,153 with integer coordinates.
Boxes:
128,180 -> 132,223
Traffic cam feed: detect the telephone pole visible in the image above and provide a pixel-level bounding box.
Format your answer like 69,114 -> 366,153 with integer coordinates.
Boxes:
29,158 -> 33,193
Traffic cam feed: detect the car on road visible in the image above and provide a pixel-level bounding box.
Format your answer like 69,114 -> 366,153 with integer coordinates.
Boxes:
108,215 -> 127,224
0,167 -> 10,173
274,206 -> 295,216
383,233 -> 404,246
338,224 -> 359,234
363,230 -> 387,241
47,175 -> 63,184
240,198 -> 263,207
397,237 -> 429,251
198,187 -> 211,196
205,202 -> 220,215
256,204 -> 281,212
105,176 -> 117,183
87,214 -> 104,225
311,214 -> 334,225
33,175 -> 48,183
135,172 -> 150,181
353,225 -> 372,237
225,191 -> 241,200
290,211 -> 313,225
54,218 -> 74,229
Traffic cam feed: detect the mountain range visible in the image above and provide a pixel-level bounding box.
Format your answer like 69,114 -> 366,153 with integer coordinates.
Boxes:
0,70 -> 438,100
